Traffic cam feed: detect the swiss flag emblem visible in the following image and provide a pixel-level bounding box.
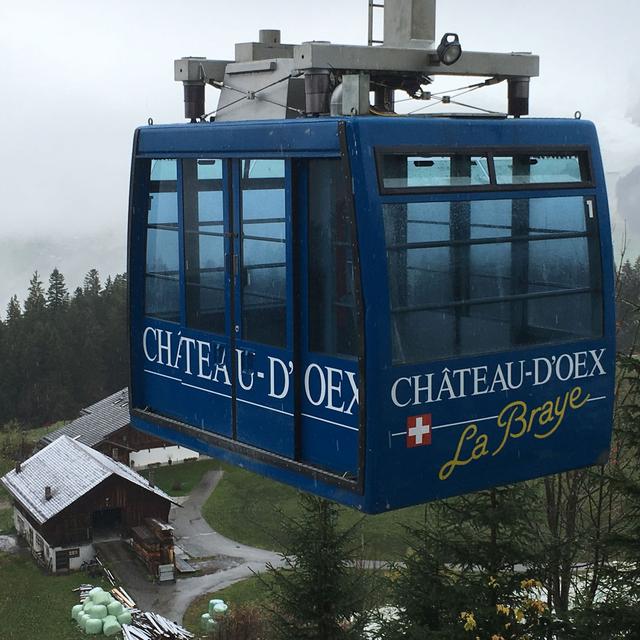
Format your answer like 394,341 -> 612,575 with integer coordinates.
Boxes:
407,414 -> 432,448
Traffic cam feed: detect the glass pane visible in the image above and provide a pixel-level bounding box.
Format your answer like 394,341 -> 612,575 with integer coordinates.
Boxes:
148,193 -> 178,225
145,276 -> 179,322
495,153 -> 588,184
241,160 -> 287,347
529,196 -> 586,233
308,159 -> 358,357
380,154 -> 490,190
184,159 -> 226,334
197,158 -> 222,180
150,159 -> 177,181
242,159 -> 285,179
384,196 -> 602,364
529,237 -> 590,292
146,228 -> 179,274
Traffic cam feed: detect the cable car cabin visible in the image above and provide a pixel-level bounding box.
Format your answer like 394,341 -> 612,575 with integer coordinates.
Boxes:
128,115 -> 614,513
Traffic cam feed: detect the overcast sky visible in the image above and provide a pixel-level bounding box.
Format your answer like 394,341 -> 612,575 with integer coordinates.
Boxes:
1,0 -> 639,305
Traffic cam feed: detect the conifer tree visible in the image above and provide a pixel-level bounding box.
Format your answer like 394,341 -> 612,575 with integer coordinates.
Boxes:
47,267 -> 69,309
83,268 -> 101,296
24,271 -> 46,315
260,494 -> 374,640
5,295 -> 22,324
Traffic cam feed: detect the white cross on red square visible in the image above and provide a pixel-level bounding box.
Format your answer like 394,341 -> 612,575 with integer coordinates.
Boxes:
407,414 -> 432,448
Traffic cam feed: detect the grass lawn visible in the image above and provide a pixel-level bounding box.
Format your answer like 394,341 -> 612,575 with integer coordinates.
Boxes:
202,463 -> 425,561
0,508 -> 13,534
141,458 -> 219,496
0,551 -> 110,640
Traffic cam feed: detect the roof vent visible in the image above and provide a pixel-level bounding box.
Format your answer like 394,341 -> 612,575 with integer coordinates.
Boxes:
45,486 -> 52,501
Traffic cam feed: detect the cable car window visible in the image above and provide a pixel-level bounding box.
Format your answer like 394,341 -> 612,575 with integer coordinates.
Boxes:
494,153 -> 589,185
379,153 -> 490,190
145,159 -> 179,322
241,159 -> 287,347
308,159 -> 358,357
384,195 -> 602,364
183,159 -> 225,334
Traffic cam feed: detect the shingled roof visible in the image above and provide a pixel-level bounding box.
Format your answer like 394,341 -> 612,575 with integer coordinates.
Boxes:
1,435 -> 178,524
40,388 -> 130,448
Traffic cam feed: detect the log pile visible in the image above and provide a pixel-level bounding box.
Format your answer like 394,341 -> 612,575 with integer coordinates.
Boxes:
122,612 -> 194,639
111,586 -> 137,609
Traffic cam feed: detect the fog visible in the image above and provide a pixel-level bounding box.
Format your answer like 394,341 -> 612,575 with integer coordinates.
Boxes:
1,0 -> 639,310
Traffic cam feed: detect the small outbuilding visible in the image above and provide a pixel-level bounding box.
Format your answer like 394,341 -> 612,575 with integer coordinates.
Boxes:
1,435 -> 179,573
38,388 -> 199,469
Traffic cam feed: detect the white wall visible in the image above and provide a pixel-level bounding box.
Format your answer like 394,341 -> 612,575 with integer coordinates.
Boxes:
129,445 -> 199,469
14,509 -> 54,571
14,508 -> 95,572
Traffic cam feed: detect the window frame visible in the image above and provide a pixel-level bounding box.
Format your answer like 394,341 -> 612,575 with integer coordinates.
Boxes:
382,192 -> 604,365
375,146 -> 594,195
143,159 -> 181,324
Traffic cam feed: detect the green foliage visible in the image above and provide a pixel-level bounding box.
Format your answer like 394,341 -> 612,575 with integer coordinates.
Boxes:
568,353 -> 640,637
382,486 -> 557,640
0,267 -> 128,428
260,495 -> 377,640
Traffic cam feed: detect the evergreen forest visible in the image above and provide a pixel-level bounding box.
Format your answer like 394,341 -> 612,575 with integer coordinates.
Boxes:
0,268 -> 128,428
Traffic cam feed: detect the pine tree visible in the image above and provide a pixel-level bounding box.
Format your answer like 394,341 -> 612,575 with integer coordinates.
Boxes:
260,494 -> 374,640
5,295 -> 21,323
24,271 -> 46,315
83,268 -> 101,296
46,267 -> 69,309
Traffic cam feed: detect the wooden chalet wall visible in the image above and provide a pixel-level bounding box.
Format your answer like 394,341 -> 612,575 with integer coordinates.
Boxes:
94,425 -> 168,464
30,474 -> 171,548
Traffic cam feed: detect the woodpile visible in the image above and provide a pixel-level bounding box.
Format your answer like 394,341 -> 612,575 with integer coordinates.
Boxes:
111,586 -> 137,609
122,612 -> 194,639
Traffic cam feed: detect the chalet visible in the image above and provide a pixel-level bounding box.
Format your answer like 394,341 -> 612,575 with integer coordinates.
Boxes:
38,388 -> 199,469
0,435 -> 179,573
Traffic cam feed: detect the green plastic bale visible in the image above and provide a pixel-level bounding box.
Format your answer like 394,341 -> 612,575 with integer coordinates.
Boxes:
103,618 -> 122,637
107,600 -> 123,617
207,618 -> 218,632
90,604 -> 108,619
212,602 -> 228,618
72,604 -> 84,620
200,613 -> 211,630
83,600 -> 94,612
85,618 -> 104,635
92,591 -> 112,606
77,612 -> 90,630
117,610 -> 132,626
88,587 -> 104,599
208,599 -> 224,614
117,610 -> 132,625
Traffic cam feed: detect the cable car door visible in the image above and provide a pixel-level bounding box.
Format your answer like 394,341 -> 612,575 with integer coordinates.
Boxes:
232,159 -> 295,457
297,158 -> 361,478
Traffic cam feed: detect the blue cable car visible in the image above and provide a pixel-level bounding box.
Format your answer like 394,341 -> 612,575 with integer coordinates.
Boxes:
128,2 -> 614,513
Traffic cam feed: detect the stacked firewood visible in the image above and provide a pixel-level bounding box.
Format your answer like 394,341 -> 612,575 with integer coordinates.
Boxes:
122,612 -> 194,639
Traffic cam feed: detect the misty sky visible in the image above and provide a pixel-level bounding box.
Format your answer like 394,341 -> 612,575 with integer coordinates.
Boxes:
1,0 -> 639,307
